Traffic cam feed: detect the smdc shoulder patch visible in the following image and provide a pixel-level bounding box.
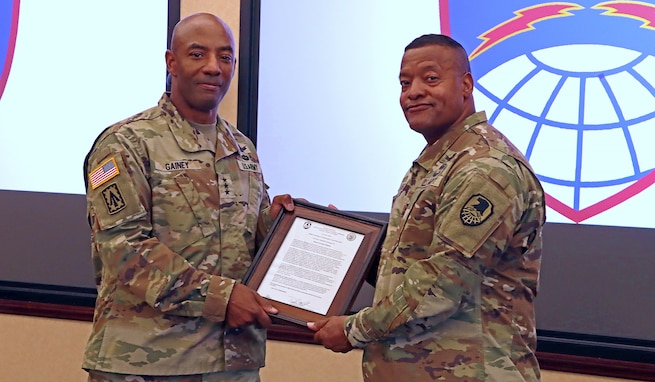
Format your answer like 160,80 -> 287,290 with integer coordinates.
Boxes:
460,194 -> 493,226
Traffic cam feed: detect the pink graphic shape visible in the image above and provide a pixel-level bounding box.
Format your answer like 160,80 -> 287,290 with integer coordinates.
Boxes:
594,1 -> 655,30
545,169 -> 655,223
470,3 -> 581,59
0,0 -> 20,100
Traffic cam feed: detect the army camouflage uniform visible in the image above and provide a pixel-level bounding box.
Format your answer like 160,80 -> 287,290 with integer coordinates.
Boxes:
81,94 -> 274,378
345,112 -> 546,382
87,369 -> 260,382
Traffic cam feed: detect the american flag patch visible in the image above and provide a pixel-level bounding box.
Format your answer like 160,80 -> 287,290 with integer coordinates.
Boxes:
89,157 -> 120,189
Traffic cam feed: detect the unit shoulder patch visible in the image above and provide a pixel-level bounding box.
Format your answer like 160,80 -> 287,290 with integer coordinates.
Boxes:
101,183 -> 126,215
460,194 -> 493,226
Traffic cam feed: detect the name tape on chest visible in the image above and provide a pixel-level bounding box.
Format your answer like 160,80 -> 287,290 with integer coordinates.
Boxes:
238,160 -> 260,172
162,160 -> 203,171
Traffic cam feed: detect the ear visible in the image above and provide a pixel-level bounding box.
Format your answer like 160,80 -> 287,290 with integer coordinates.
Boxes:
462,72 -> 474,98
229,58 -> 237,80
165,50 -> 176,76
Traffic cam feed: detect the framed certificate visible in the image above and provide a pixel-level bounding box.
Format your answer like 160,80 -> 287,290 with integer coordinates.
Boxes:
243,199 -> 386,327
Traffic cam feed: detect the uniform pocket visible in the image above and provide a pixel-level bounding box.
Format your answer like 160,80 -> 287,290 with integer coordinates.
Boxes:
150,171 -> 217,252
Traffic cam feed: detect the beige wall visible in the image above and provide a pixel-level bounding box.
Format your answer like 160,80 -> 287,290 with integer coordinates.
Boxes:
0,314 -> 632,382
0,1 -> 640,382
181,0 -> 241,125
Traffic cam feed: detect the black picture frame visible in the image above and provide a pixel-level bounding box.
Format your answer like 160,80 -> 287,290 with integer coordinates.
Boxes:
243,199 -> 386,327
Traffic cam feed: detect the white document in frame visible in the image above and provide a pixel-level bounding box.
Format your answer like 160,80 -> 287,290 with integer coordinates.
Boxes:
257,217 -> 364,315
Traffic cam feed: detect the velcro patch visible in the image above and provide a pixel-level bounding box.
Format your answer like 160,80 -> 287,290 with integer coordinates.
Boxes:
101,183 -> 126,215
238,160 -> 260,172
89,157 -> 120,189
460,194 -> 493,226
439,173 -> 512,258
161,160 -> 203,171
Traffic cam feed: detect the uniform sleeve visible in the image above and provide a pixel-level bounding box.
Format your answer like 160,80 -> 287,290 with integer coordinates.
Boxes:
345,159 -> 524,347
86,132 -> 234,322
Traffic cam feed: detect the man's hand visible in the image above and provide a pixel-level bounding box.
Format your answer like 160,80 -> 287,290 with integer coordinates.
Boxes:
270,194 -> 294,219
225,283 -> 278,328
308,316 -> 353,353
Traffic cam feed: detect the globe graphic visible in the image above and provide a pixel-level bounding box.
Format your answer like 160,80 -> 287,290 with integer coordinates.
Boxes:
471,43 -> 655,224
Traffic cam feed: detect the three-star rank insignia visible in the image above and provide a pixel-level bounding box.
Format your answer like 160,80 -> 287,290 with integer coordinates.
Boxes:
460,194 -> 493,226
101,183 -> 127,215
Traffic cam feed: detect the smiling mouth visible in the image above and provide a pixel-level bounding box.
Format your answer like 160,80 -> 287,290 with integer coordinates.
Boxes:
198,83 -> 220,90
406,104 -> 431,112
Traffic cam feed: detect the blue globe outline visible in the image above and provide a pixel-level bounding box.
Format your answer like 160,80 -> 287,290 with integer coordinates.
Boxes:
450,1 -> 655,214
474,46 -> 655,211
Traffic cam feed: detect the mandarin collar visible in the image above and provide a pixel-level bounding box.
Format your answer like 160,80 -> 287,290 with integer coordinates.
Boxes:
158,93 -> 238,157
414,111 -> 488,171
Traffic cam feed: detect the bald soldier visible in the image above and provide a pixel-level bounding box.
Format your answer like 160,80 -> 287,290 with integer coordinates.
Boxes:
82,13 -> 293,382
310,34 -> 546,381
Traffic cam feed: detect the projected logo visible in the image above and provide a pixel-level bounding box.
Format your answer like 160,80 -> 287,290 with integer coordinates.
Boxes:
442,1 -> 655,226
0,0 -> 19,100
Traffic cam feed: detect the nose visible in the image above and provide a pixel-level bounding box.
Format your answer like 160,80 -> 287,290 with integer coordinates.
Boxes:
203,54 -> 222,76
405,81 -> 424,100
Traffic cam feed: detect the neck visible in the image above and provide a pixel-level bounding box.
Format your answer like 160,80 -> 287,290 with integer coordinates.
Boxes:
186,111 -> 217,124
169,94 -> 219,124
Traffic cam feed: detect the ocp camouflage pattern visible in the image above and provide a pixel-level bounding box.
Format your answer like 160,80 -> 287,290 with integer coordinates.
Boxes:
82,94 -> 274,376
345,111 -> 546,381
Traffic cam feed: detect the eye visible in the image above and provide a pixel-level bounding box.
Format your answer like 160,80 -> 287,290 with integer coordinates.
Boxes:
220,54 -> 234,63
427,75 -> 438,81
400,79 -> 410,87
190,51 -> 203,59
